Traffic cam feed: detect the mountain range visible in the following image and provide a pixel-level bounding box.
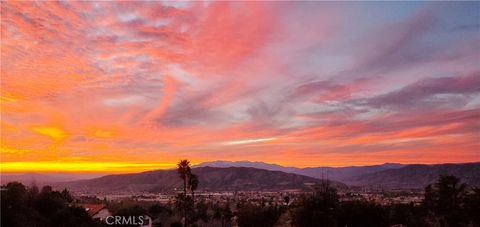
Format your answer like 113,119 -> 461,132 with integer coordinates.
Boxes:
195,161 -> 405,182
345,162 -> 480,188
195,161 -> 480,189
3,161 -> 479,192
60,167 -> 347,193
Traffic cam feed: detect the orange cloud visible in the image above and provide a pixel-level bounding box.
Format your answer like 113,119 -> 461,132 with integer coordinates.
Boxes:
32,127 -> 67,141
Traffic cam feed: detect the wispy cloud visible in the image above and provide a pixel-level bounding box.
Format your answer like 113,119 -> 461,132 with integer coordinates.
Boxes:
222,138 -> 277,146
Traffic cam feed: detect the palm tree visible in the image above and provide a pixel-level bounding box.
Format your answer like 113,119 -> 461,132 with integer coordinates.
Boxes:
177,159 -> 191,226
189,173 -> 199,207
188,173 -> 199,223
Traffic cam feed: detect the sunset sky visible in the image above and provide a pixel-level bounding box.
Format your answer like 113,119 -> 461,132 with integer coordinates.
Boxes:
1,1 -> 479,173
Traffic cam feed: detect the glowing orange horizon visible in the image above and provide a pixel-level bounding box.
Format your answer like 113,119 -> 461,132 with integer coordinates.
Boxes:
2,157 -> 479,175
0,161 -> 175,174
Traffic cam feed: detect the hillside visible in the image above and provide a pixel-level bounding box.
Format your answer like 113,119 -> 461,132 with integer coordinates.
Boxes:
62,167 -> 347,193
292,163 -> 405,181
344,163 -> 480,188
195,161 -> 405,182
195,161 -> 480,189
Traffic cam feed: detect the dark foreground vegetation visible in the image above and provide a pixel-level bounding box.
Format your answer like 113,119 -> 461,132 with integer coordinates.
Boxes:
287,175 -> 479,227
1,183 -> 104,227
2,172 -> 479,227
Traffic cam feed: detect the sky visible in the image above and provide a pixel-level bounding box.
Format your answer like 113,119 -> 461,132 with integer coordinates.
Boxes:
1,1 -> 479,173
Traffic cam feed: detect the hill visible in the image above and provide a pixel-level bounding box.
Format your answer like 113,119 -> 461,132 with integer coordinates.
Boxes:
195,161 -> 480,189
195,161 -> 405,182
61,167 -> 347,193
344,162 -> 480,189
292,163 -> 405,182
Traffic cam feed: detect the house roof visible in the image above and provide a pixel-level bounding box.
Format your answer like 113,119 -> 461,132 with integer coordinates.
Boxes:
80,204 -> 107,217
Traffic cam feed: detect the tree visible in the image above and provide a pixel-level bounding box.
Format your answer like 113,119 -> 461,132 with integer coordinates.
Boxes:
237,203 -> 281,227
290,185 -> 339,227
423,175 -> 468,226
177,159 -> 191,226
388,204 -> 420,227
188,173 -> 199,206
212,202 -> 233,227
61,188 -> 73,203
177,160 -> 192,197
194,200 -> 209,223
283,195 -> 290,206
464,188 -> 480,225
337,200 -> 388,227
1,182 -> 100,227
188,173 -> 199,224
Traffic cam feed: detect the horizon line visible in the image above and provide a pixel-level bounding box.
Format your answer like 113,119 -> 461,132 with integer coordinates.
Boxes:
1,160 -> 479,175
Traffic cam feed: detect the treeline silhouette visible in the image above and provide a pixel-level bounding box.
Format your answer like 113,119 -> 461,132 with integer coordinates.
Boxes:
2,175 -> 479,227
1,183 -> 104,227
287,176 -> 479,227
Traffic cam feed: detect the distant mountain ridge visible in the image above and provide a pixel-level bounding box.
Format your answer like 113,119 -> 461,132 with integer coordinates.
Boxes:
195,160 -> 299,172
195,161 -> 405,182
346,163 -> 480,188
61,167 -> 347,193
0,173 -> 102,185
195,161 -> 480,189
4,162 -> 479,191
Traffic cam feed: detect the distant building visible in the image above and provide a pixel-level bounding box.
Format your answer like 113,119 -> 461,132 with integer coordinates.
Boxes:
80,204 -> 111,222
